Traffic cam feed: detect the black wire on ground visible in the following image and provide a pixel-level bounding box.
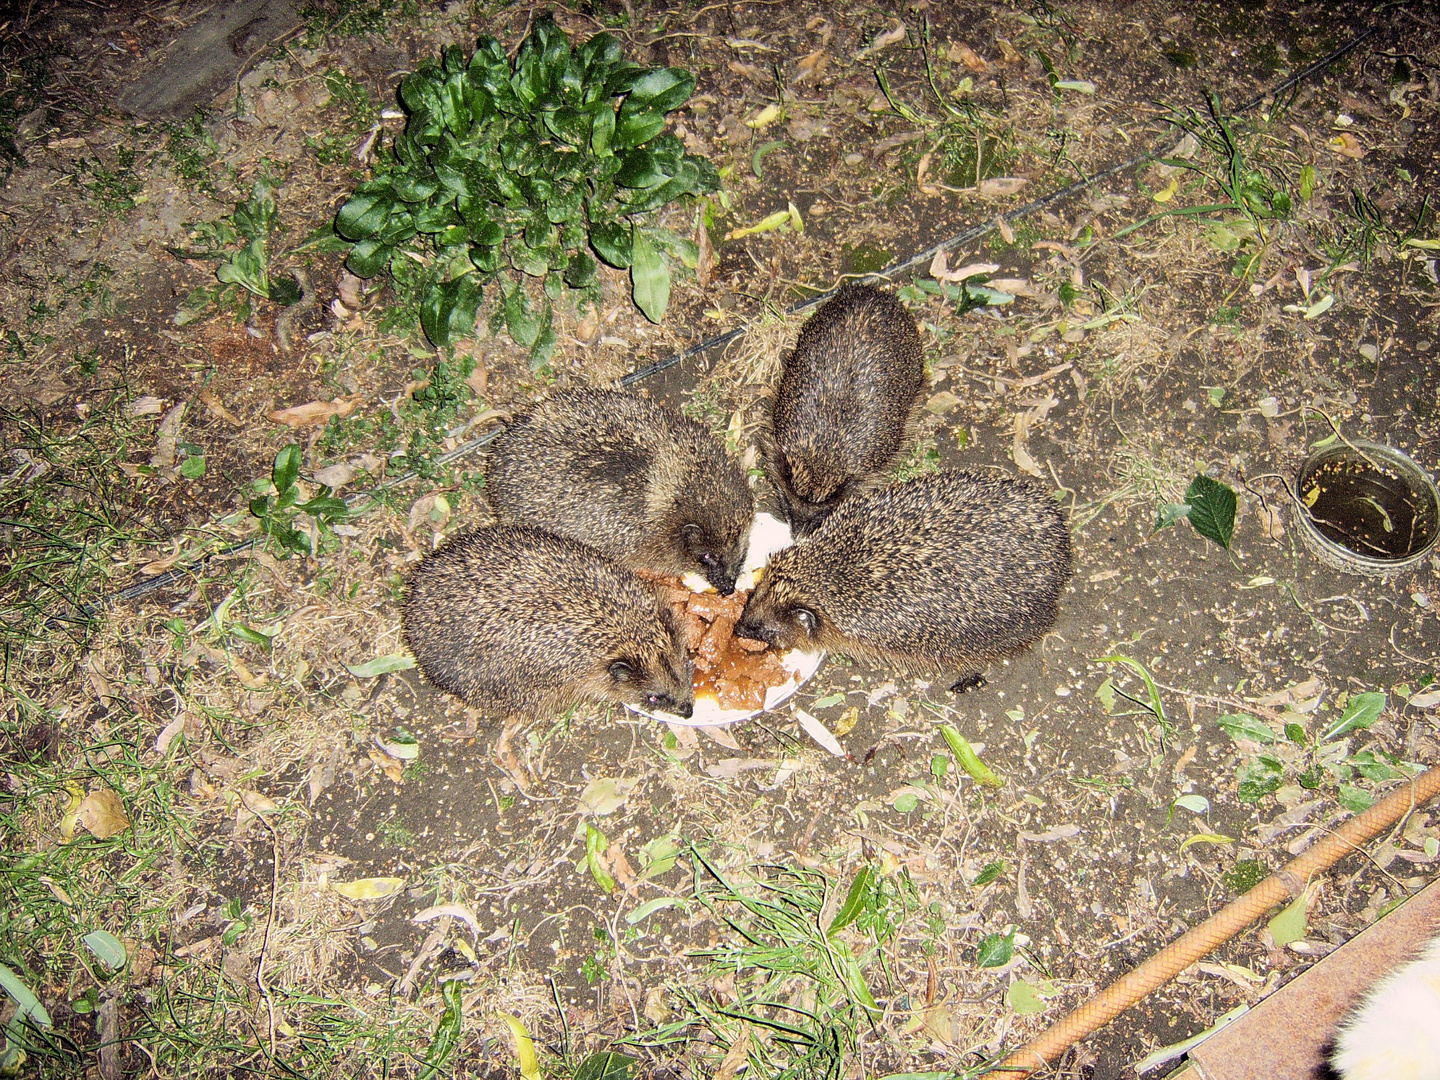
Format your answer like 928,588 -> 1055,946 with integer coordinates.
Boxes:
97,20 -> 1380,612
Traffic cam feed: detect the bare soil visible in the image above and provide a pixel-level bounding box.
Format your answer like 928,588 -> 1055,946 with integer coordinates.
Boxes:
3,2 -> 1439,1078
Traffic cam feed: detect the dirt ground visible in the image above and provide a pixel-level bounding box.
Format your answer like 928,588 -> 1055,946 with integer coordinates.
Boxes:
3,1 -> 1439,1078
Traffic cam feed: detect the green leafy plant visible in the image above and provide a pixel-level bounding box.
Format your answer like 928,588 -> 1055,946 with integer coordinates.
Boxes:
174,181 -> 302,323
248,445 -> 349,557
333,15 -> 718,358
1218,690 -> 1419,809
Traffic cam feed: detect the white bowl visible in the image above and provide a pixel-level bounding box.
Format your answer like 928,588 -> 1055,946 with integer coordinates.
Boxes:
630,512 -> 825,728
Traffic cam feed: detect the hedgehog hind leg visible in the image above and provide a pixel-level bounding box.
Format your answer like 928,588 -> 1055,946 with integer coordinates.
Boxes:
949,672 -> 987,694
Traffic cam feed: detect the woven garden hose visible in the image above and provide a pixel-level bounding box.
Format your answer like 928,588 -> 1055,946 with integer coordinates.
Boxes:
992,763 -> 1440,1076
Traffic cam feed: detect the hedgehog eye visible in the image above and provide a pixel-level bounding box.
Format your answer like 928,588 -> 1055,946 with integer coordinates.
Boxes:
645,692 -> 667,708
698,552 -> 719,569
608,659 -> 636,683
791,607 -> 818,634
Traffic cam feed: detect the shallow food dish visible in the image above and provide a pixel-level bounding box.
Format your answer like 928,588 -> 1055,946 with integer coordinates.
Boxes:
629,513 -> 825,727
1292,439 -> 1440,577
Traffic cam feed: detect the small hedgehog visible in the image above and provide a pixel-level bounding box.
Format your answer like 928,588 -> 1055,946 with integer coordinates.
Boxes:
485,389 -> 754,594
402,525 -> 695,718
766,284 -> 925,535
734,470 -> 1072,689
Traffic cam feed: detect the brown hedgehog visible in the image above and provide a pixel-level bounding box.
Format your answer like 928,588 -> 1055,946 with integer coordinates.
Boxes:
401,525 -> 694,718
734,470 -> 1072,690
765,284 -> 925,535
485,388 -> 754,594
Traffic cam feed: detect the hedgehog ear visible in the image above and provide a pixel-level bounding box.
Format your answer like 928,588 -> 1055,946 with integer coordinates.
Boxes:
792,607 -> 818,634
608,659 -> 636,683
681,523 -> 702,537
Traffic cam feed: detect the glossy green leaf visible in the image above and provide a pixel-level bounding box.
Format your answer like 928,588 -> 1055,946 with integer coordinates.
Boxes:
0,960 -> 52,1028
939,724 -> 1003,787
972,861 -> 1006,886
417,979 -> 465,1080
1236,754 -> 1284,803
420,275 -> 484,348
1322,691 -> 1387,742
1185,474 -> 1237,548
345,238 -> 393,278
621,66 -> 694,116
586,823 -> 615,893
82,930 -> 127,972
272,445 -> 302,495
976,930 -> 1015,968
504,286 -> 543,347
827,866 -> 872,936
590,220 -> 632,267
336,190 -> 397,240
629,227 -> 670,323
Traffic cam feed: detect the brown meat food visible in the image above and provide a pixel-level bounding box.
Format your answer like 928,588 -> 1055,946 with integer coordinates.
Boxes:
644,576 -> 792,711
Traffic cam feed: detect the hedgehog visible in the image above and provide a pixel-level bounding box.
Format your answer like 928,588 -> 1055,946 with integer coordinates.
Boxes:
401,525 -> 695,719
764,284 -> 925,535
484,388 -> 755,594
734,470 -> 1072,690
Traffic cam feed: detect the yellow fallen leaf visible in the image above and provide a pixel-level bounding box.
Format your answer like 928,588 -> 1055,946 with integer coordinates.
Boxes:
497,1013 -> 540,1080
744,103 -> 783,129
832,706 -> 860,737
1179,832 -> 1234,853
1328,132 -> 1365,159
1153,177 -> 1178,203
787,200 -> 804,234
724,209 -> 792,240
58,781 -> 84,841
74,789 -> 130,840
332,877 -> 405,900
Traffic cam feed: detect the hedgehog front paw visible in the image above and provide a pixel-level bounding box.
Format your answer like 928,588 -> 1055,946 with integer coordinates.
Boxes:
949,672 -> 986,694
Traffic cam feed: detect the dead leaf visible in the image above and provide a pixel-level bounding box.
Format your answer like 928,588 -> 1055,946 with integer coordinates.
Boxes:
1019,824 -> 1081,842
413,903 -> 482,936
948,41 -> 990,72
199,390 -> 244,427
695,217 -> 716,289
269,395 -> 361,428
128,395 -> 165,418
336,272 -> 365,308
698,724 -> 743,750
578,777 -> 637,816
855,21 -> 906,59
311,463 -> 355,490
978,176 -> 1029,198
1258,503 -> 1286,540
1328,132 -> 1366,158
727,60 -> 766,83
408,492 -> 452,534
230,657 -> 269,691
149,402 -> 186,469
916,152 -> 939,196
75,789 -> 130,840
610,846 -> 637,890
367,747 -> 405,784
794,49 -> 828,83
714,1025 -> 751,1080
154,713 -> 188,754
995,38 -> 1025,64
333,877 -> 405,900
140,549 -> 185,575
1012,411 -> 1041,476
925,390 -> 961,415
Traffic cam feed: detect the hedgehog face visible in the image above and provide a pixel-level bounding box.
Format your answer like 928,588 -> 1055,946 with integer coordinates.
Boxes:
774,461 -> 852,537
734,569 -> 823,652
678,521 -> 749,596
605,649 -> 695,718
